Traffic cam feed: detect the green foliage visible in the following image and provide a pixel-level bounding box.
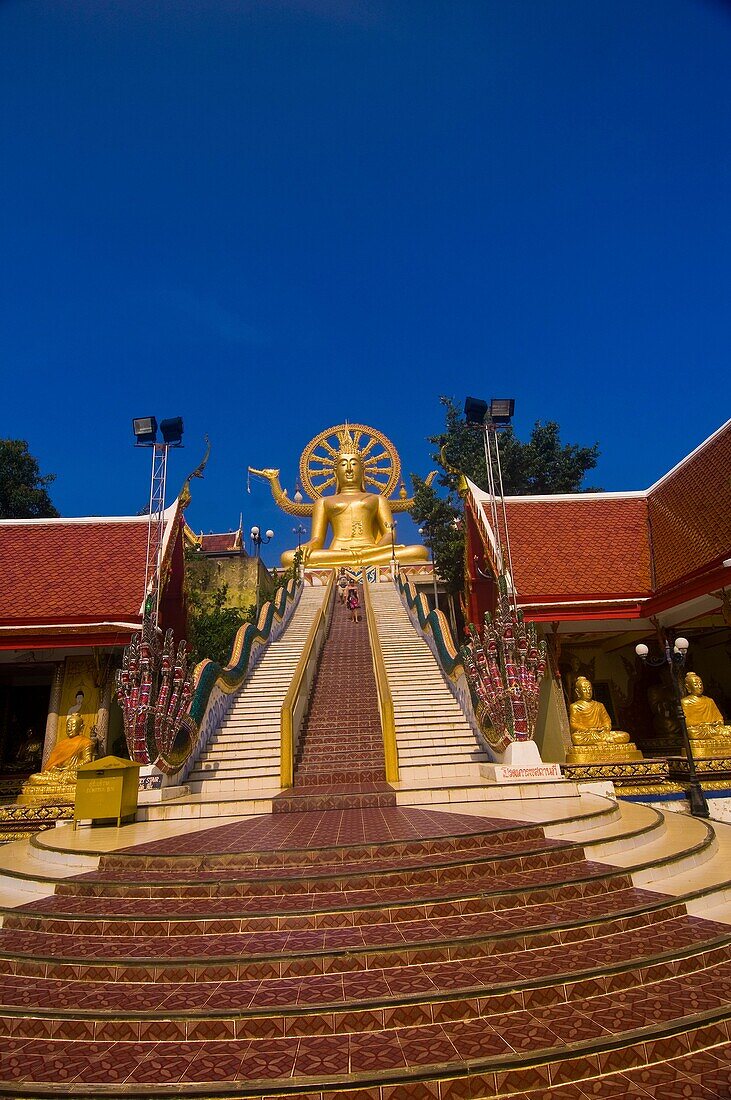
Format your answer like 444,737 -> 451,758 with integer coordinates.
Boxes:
411,397 -> 601,596
0,439 -> 59,519
272,547 -> 302,593
434,397 -> 600,495
411,476 -> 464,595
187,582 -> 254,667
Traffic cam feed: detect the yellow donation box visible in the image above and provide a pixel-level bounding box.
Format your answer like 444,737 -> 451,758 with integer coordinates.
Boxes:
74,756 -> 141,829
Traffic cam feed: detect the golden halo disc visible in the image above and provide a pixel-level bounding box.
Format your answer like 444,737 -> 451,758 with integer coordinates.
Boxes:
299,423 -> 401,500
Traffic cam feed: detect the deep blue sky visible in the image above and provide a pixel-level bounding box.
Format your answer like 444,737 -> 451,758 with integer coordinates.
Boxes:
2,0 -> 730,564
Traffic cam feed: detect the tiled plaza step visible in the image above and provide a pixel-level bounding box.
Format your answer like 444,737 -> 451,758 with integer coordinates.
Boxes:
1,1025 -> 729,1098
2,894 -> 721,983
0,909 -> 729,1088
1,798 -> 730,1094
2,937 -> 730,1045
274,786 -> 397,813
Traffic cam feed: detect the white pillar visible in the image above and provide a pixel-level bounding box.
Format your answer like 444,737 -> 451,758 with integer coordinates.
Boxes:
95,675 -> 113,757
41,661 -> 64,768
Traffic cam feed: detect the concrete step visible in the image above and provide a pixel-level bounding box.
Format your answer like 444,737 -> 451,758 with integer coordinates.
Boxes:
189,764 -> 279,780
187,776 -> 280,794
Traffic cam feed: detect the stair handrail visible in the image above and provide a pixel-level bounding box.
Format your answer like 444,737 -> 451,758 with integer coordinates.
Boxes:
395,572 -> 497,760
362,578 -> 399,783
280,570 -> 336,787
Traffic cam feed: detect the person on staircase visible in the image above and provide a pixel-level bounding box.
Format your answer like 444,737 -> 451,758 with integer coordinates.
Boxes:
346,582 -> 361,623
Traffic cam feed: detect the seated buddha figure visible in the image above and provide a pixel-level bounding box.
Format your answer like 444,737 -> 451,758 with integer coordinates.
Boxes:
281,449 -> 428,569
681,673 -> 731,758
17,691 -> 97,806
6,727 -> 43,772
567,676 -> 642,764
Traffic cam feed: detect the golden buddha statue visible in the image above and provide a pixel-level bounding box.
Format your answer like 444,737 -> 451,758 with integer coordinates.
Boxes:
681,672 -> 731,758
17,691 -> 97,806
250,423 -> 431,570
566,676 -> 642,764
6,727 -> 43,772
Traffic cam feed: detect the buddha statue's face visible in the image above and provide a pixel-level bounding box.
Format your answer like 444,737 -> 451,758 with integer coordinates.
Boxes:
574,677 -> 593,701
66,713 -> 83,738
335,452 -> 365,491
685,672 -> 703,696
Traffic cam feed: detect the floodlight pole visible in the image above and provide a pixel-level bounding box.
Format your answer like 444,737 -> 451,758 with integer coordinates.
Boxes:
464,397 -> 517,612
143,443 -> 170,631
134,415 -> 183,632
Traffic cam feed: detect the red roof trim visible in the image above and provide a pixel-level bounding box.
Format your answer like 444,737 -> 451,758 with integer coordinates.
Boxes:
0,629 -> 136,651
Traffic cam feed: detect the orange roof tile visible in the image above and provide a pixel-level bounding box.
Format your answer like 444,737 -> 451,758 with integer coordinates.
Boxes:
0,517 -> 150,626
503,497 -> 652,602
649,421 -> 731,590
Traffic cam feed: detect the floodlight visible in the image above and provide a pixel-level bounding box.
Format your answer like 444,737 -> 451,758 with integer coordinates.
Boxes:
132,416 -> 158,445
160,417 -> 184,446
489,398 -> 515,425
464,397 -> 488,425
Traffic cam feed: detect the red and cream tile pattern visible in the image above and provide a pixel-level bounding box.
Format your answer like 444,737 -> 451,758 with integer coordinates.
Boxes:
0,803 -> 729,1095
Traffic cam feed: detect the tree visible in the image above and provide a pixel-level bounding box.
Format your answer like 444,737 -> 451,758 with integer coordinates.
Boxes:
0,440 -> 59,519
411,475 -> 465,596
410,397 -> 601,595
187,581 -> 254,667
432,397 -> 599,496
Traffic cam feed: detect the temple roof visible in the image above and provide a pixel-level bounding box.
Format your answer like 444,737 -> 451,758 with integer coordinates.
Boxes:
199,531 -> 245,554
499,496 -> 652,602
466,419 -> 731,619
0,506 -> 179,643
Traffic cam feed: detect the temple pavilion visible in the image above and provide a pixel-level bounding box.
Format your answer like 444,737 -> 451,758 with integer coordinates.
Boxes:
464,417 -> 731,772
0,505 -> 185,807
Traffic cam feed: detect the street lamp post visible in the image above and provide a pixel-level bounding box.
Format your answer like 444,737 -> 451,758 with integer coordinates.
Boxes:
250,525 -> 274,617
292,524 -> 306,582
635,636 -> 710,818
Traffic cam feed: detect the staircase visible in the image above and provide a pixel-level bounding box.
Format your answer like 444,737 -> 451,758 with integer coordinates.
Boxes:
1,795 -> 731,1096
274,587 -> 396,812
160,586 -> 328,813
369,582 -> 490,786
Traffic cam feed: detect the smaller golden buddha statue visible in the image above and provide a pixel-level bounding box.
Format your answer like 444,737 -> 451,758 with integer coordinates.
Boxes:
17,691 -> 97,806
567,676 -> 642,765
6,728 -> 43,772
681,673 -> 731,758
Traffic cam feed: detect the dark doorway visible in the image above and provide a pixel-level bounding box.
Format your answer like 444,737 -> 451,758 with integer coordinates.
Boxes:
0,667 -> 52,775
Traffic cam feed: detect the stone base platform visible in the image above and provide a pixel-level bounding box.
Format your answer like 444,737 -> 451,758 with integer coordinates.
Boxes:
669,754 -> 731,792
563,758 -> 672,797
565,744 -> 643,766
0,801 -> 72,844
